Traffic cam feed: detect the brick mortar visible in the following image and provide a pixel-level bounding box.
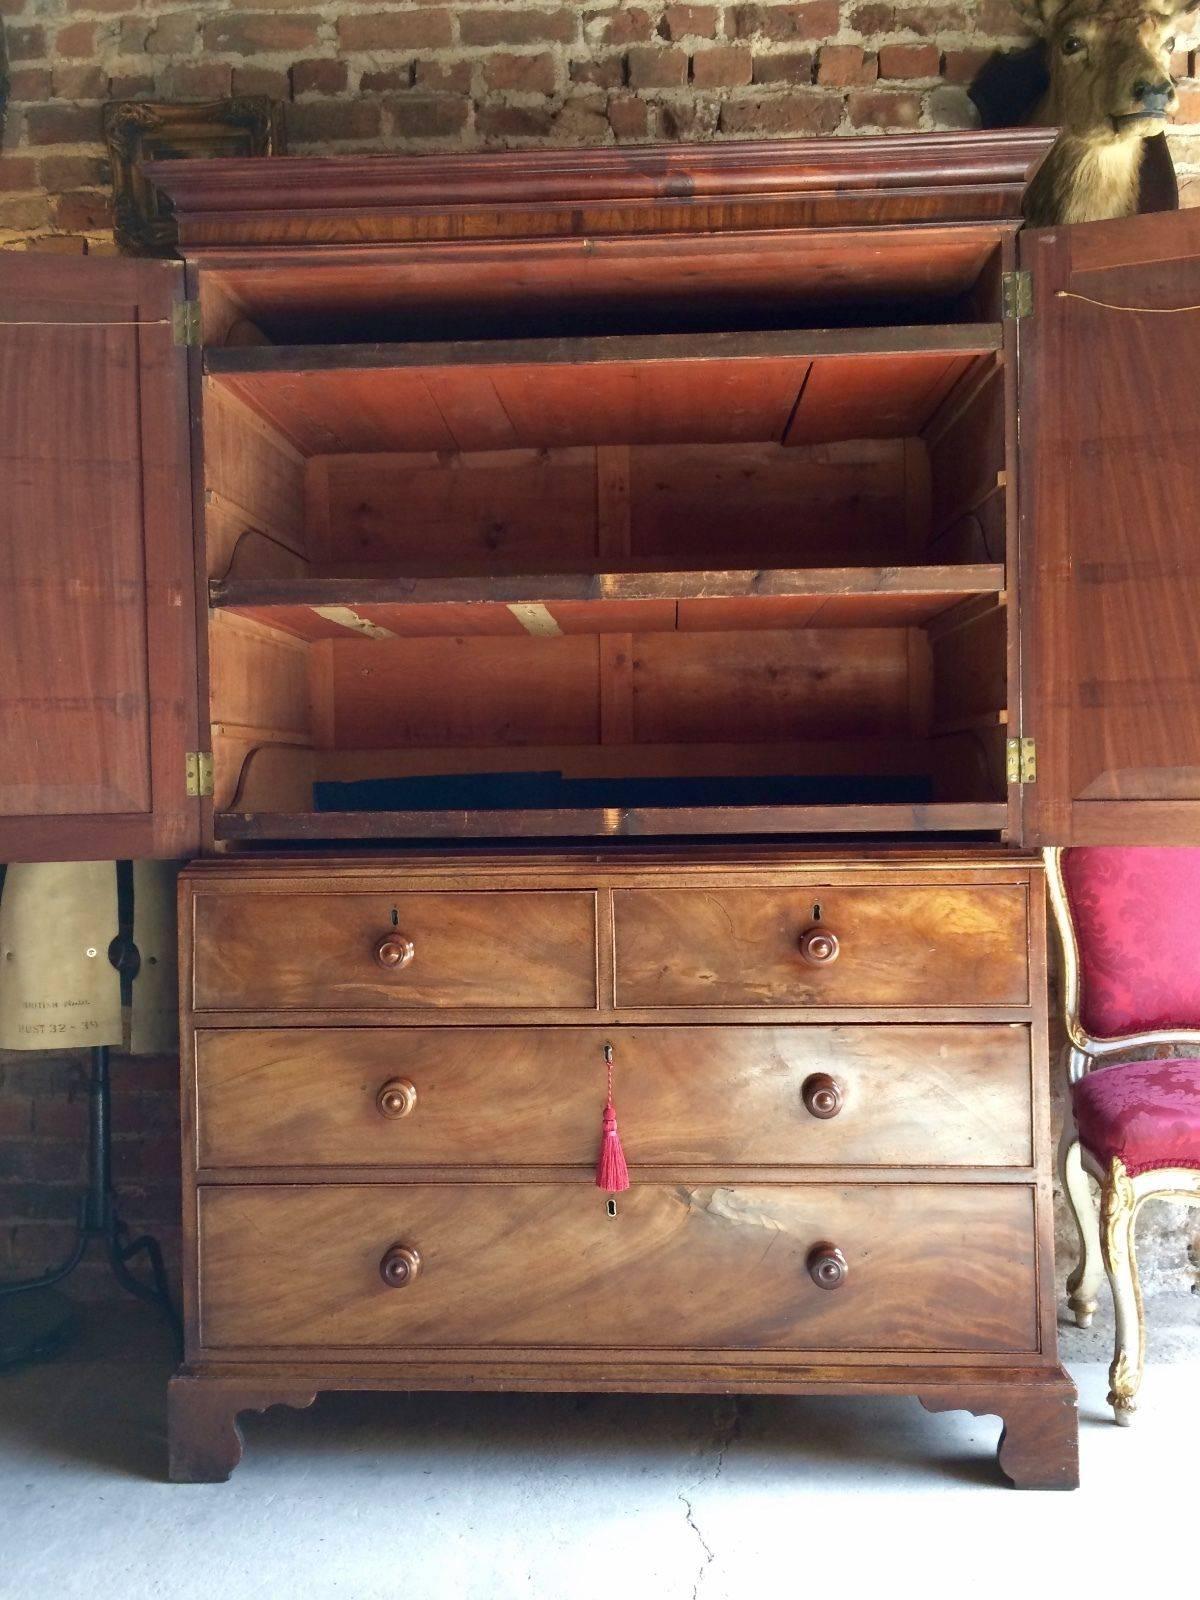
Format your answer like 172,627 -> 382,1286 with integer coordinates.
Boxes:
1,3 -> 1200,247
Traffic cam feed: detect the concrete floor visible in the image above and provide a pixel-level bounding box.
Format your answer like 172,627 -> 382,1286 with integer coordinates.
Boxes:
1,1305 -> 1196,1600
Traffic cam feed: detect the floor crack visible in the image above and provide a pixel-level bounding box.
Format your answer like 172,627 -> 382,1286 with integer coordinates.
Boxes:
677,1398 -> 743,1599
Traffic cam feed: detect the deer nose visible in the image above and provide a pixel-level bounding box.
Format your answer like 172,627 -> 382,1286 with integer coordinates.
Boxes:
1132,78 -> 1173,113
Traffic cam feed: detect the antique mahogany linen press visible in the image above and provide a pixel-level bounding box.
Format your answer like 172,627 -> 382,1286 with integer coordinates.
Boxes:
5,128 -> 1199,1488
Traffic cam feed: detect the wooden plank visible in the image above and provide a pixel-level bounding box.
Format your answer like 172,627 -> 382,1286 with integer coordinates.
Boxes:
599,634 -> 635,744
785,351 -> 979,446
205,324 -> 1004,376
202,382 -> 307,579
213,802 -> 1010,841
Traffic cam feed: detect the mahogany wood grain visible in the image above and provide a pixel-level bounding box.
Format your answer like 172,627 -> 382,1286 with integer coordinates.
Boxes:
195,1181 -> 1039,1355
0,254 -> 201,862
192,1023 -> 1033,1171
191,888 -> 598,1011
1020,207 -> 1200,844
146,130 -> 1055,250
614,883 -> 1028,1008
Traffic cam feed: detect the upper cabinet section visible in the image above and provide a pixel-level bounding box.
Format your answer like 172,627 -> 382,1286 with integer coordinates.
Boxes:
1019,208 -> 1200,846
0,256 -> 201,864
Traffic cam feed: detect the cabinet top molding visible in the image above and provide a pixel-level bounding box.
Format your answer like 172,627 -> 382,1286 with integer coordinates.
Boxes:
145,129 -> 1058,250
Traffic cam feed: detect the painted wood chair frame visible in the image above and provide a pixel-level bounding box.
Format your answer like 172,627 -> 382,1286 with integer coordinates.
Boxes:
1046,846 -> 1200,1424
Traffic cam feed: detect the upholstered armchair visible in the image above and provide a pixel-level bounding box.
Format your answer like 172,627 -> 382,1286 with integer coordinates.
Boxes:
1047,847 -> 1200,1425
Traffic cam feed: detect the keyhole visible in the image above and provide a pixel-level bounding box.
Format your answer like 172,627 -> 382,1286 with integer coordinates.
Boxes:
390,907 -> 399,928
812,902 -> 822,922
606,1198 -> 618,1218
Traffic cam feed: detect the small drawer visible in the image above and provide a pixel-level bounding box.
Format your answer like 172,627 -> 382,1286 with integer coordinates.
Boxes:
193,1024 -> 1033,1170
613,884 -> 1029,1009
191,890 -> 598,1012
197,1181 -> 1038,1354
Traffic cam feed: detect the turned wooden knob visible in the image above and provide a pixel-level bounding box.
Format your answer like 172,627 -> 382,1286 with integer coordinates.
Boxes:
379,1244 -> 422,1288
374,933 -> 415,971
376,1078 -> 417,1119
807,1242 -> 848,1290
802,1073 -> 844,1119
799,926 -> 840,966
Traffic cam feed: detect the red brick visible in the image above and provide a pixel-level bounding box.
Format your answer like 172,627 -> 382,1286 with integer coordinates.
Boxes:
118,19 -> 151,53
232,65 -> 292,98
659,4 -> 720,38
415,59 -> 474,94
53,66 -> 109,102
751,49 -> 815,84
6,68 -> 53,102
607,93 -> 649,138
847,3 -> 895,32
942,48 -> 993,85
878,43 -> 940,77
291,59 -> 349,97
584,6 -> 654,46
164,62 -> 234,100
692,45 -> 753,87
146,12 -> 198,53
460,9 -> 577,47
5,25 -> 45,60
847,87 -> 923,127
817,45 -> 877,86
361,66 -> 416,93
1176,84 -> 1200,121
388,95 -> 470,138
203,15 -> 320,53
627,44 -> 689,88
977,0 -> 1031,32
476,103 -> 555,139
107,73 -> 156,98
286,99 -> 383,143
338,10 -> 453,50
719,90 -> 843,134
0,155 -> 39,191
28,1139 -> 84,1182
484,52 -> 559,94
23,235 -> 88,253
732,4 -> 840,41
572,56 -> 626,89
65,0 -> 128,10
0,1098 -> 33,1136
24,103 -> 105,144
893,3 -> 966,36
29,1089 -> 87,1136
53,20 -> 94,56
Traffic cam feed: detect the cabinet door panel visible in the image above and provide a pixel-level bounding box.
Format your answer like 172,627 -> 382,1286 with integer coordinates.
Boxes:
1020,211 -> 1200,844
0,256 -> 200,861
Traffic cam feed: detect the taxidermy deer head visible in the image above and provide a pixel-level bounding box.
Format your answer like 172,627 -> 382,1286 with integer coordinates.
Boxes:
1018,0 -> 1199,224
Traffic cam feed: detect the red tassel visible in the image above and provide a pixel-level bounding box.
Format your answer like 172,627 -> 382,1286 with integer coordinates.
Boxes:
596,1042 -> 630,1193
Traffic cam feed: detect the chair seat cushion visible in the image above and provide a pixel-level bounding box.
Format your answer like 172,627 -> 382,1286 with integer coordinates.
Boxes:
1073,1059 -> 1200,1177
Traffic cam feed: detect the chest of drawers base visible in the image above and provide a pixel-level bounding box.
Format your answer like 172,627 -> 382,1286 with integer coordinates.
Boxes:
170,849 -> 1078,1489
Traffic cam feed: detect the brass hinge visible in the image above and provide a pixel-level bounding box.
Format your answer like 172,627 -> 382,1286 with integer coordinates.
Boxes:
1006,736 -> 1037,784
1002,269 -> 1033,320
185,751 -> 214,798
172,300 -> 201,347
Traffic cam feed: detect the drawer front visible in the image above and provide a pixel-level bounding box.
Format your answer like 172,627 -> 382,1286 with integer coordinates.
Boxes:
198,1182 -> 1038,1354
191,890 -> 598,1011
194,1024 -> 1032,1170
613,885 -> 1029,1009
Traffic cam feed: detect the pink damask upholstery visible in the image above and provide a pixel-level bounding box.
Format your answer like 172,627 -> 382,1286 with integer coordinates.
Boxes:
1072,1059 -> 1200,1177
1061,848 -> 1200,1039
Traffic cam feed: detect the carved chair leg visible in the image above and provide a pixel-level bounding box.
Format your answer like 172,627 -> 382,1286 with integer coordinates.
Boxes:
1060,1134 -> 1103,1328
1099,1157 -> 1145,1426
168,1375 -> 317,1483
920,1377 -> 1079,1489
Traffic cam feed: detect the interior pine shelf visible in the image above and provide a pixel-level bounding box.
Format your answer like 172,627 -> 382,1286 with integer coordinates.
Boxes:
209,564 -> 1006,641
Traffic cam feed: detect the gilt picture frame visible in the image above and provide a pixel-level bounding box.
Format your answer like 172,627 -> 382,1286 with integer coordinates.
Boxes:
104,97 -> 285,256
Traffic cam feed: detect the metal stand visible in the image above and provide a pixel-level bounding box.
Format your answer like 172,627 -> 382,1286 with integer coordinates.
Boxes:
0,1045 -> 182,1367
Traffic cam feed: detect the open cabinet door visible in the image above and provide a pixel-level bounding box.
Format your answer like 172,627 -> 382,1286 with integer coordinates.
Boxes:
0,255 -> 201,862
1019,209 -> 1200,845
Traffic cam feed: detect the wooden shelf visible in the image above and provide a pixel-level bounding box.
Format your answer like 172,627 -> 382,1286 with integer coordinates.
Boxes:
204,324 -> 1001,454
214,802 -> 1009,842
210,564 -> 1006,641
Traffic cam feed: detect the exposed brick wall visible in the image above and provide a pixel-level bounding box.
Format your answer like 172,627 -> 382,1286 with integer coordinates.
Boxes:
0,1048 -> 181,1302
2,2 -> 1200,248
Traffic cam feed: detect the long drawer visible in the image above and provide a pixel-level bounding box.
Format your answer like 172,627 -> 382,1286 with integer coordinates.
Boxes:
613,884 -> 1029,1008
191,890 -> 598,1011
193,1024 -> 1033,1169
196,1182 -> 1039,1354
